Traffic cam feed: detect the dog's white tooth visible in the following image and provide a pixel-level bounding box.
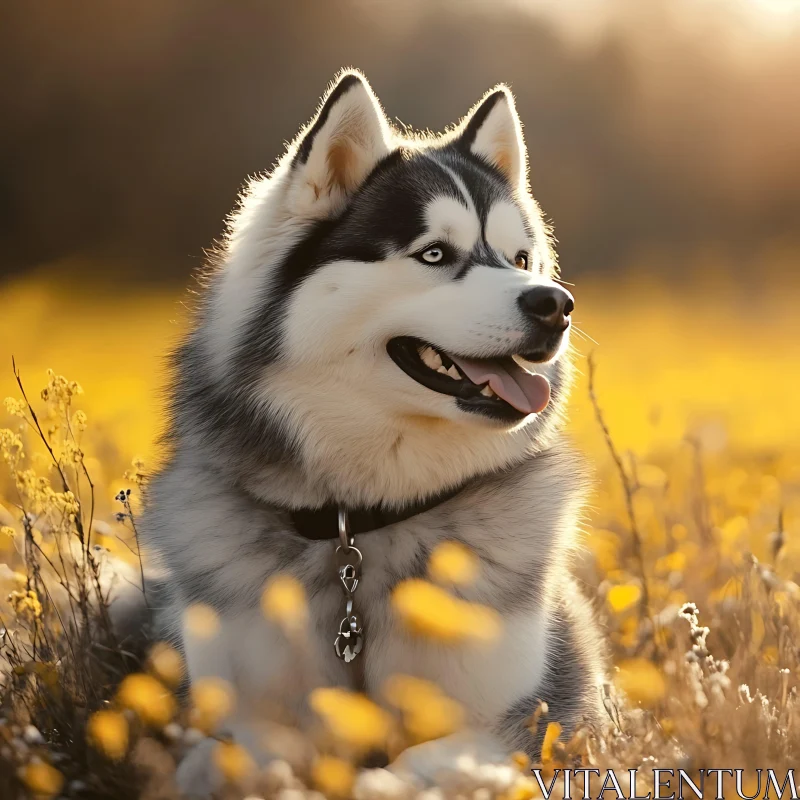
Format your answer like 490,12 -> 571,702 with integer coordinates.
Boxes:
430,351 -> 442,368
447,365 -> 461,380
436,366 -> 449,375
480,385 -> 494,397
420,347 -> 440,370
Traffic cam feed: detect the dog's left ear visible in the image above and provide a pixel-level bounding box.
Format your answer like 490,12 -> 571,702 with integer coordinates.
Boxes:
286,71 -> 393,219
454,87 -> 527,190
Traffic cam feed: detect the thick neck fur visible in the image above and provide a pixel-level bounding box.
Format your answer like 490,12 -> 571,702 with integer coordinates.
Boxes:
171,325 -> 572,511
242,405 -> 552,511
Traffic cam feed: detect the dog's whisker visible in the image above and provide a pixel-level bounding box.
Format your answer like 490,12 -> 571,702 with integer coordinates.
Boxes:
570,327 -> 591,343
572,325 -> 599,346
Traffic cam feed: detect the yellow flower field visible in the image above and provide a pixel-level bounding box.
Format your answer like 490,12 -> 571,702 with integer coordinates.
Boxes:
1,266 -> 799,798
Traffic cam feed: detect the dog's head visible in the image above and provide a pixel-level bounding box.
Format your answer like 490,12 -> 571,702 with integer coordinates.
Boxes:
184,71 -> 576,507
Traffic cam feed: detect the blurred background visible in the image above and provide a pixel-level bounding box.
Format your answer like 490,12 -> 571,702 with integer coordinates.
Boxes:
4,5 -> 800,775
2,0 -> 799,470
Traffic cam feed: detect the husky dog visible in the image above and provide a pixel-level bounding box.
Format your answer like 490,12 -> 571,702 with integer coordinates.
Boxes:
139,70 -> 604,795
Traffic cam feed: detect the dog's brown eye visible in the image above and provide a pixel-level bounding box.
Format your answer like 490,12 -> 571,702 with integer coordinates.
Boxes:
514,252 -> 528,270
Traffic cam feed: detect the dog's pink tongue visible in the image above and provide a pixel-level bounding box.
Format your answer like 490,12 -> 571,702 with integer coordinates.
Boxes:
448,355 -> 551,414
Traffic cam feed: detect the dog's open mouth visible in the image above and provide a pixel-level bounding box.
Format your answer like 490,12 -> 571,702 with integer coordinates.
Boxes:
387,336 -> 551,422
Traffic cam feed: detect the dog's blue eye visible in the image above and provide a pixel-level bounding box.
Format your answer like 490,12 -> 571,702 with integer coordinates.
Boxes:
420,246 -> 445,264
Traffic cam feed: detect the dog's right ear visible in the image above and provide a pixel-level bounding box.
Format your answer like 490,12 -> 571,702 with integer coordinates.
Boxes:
285,71 -> 392,219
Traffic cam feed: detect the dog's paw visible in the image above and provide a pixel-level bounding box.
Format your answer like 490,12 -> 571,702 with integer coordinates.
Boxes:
175,738 -> 225,800
388,730 -> 509,786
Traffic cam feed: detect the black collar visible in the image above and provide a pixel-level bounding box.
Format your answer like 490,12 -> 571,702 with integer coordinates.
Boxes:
289,483 -> 464,540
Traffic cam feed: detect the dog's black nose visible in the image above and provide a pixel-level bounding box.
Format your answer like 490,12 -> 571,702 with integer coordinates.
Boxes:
518,285 -> 574,330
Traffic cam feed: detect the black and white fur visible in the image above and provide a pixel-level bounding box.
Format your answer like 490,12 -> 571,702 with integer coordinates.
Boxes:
138,70 -> 605,795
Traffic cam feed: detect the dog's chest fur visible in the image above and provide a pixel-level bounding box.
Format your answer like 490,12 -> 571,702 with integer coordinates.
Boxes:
143,441 -> 588,734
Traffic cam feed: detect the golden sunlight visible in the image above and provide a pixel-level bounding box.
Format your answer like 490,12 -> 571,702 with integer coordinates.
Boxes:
743,0 -> 800,15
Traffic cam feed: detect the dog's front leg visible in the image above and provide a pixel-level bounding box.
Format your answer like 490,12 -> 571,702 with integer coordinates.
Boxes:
493,604 -> 606,758
175,717 -> 276,799
174,607 -> 313,799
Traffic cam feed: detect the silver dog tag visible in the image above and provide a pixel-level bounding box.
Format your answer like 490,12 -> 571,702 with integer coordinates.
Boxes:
334,616 -> 363,662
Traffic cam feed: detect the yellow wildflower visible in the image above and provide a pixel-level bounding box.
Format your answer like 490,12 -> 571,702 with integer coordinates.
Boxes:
428,541 -> 480,585
62,439 -> 84,465
607,584 -> 641,614
505,777 -> 540,800
762,645 -> 779,665
261,574 -> 308,632
659,717 -> 676,736
615,659 -> 666,708
312,756 -> 356,798
655,551 -> 687,575
124,456 -> 148,488
9,588 -> 43,619
541,721 -> 562,764
310,687 -> 392,751
511,751 -> 530,771
392,579 -> 501,643
637,464 -> 667,489
213,741 -> 256,784
671,523 -> 688,541
3,397 -> 27,418
147,642 -> 185,688
71,410 -> 88,432
40,369 -> 83,410
183,603 -> 220,639
21,761 -> 64,798
589,529 -> 621,573
383,674 -> 464,743
191,676 -> 235,733
0,428 -> 24,469
50,490 -> 80,519
117,673 -> 176,727
87,710 -> 129,760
